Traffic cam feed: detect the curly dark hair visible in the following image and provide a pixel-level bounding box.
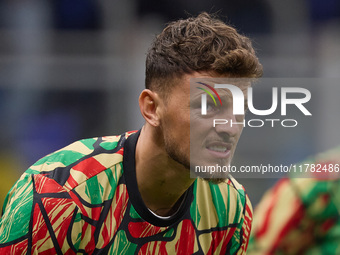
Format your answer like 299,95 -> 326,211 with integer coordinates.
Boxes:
145,12 -> 263,95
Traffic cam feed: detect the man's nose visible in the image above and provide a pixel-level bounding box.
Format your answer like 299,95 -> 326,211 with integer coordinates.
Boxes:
214,112 -> 244,137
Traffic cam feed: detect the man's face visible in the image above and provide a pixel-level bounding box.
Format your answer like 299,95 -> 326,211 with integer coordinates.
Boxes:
159,74 -> 192,170
160,72 -> 248,180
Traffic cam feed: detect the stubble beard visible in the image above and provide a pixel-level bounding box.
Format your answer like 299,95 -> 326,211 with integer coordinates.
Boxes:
190,145 -> 234,183
163,129 -> 191,170
164,131 -> 230,184
202,157 -> 230,184
162,114 -> 236,184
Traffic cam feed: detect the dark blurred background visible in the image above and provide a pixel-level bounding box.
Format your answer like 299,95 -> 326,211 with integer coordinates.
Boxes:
0,0 -> 339,207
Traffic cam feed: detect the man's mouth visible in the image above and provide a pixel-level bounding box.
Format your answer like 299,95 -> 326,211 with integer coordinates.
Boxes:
205,142 -> 232,158
207,145 -> 228,153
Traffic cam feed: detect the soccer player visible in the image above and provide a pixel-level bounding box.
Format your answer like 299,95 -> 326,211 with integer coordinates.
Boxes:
0,13 -> 262,254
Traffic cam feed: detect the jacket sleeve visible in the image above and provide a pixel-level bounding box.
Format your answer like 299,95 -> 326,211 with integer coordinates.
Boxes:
0,173 -> 34,254
236,193 -> 253,255
0,172 -> 82,255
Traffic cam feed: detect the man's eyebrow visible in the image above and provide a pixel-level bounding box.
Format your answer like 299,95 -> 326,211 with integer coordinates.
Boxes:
190,93 -> 204,101
214,93 -> 233,101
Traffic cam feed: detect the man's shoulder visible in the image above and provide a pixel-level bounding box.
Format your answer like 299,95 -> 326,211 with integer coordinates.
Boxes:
196,176 -> 248,199
195,177 -> 252,223
24,131 -> 137,191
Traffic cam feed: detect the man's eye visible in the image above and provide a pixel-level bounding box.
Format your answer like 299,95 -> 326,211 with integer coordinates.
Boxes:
206,103 -> 217,112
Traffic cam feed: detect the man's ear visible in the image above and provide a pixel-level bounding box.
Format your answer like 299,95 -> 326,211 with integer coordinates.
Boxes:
139,89 -> 162,127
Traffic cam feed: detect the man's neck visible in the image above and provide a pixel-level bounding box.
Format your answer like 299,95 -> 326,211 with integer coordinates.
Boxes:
135,126 -> 195,217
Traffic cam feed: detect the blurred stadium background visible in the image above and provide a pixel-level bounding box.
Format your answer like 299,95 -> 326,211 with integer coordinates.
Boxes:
0,0 -> 339,207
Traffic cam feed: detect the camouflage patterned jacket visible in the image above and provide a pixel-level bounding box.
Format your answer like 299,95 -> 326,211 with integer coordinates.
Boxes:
0,131 -> 252,254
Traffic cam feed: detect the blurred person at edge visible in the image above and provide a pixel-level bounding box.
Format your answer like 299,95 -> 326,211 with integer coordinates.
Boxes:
0,13 -> 262,254
248,146 -> 340,255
